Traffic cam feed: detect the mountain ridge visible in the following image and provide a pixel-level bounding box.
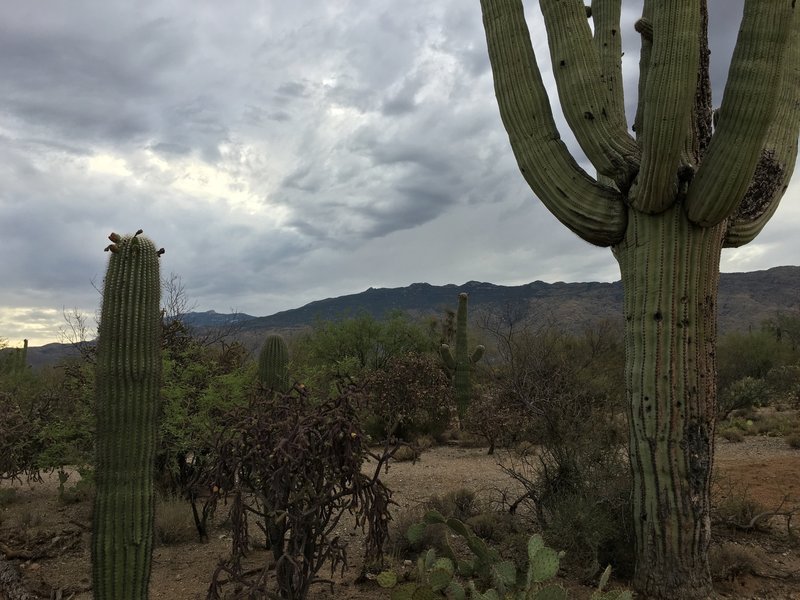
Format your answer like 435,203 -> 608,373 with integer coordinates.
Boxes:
15,265 -> 800,368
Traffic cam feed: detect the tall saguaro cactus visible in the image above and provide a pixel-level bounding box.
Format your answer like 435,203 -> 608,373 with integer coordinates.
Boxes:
93,230 -> 162,599
480,1 -> 799,598
17,339 -> 27,372
258,333 -> 290,393
440,293 -> 485,422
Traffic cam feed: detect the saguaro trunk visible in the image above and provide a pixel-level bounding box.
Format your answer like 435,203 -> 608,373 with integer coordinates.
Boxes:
616,205 -> 724,597
480,0 -> 799,596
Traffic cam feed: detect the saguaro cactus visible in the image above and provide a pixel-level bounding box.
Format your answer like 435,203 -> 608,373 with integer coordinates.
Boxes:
480,1 -> 799,598
17,339 -> 27,372
258,333 -> 290,393
440,293 -> 485,422
93,230 -> 162,599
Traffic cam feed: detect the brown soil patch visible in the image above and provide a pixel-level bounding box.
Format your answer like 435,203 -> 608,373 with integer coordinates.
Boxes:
1,438 -> 799,600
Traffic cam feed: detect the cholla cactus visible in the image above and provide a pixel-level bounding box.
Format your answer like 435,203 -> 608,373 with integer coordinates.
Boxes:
93,230 -> 162,599
480,1 -> 799,598
440,293 -> 484,422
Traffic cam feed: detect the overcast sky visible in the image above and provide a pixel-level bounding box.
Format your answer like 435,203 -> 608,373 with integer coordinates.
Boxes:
2,1 -> 797,346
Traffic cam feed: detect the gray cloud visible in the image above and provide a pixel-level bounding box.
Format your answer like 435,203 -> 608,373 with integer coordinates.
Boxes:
0,0 -> 795,346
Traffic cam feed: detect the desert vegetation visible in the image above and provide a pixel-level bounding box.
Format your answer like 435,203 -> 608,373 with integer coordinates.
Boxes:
1,279 -> 799,599
2,2 -> 800,599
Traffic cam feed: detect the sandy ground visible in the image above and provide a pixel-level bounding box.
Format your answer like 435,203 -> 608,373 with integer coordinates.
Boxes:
1,436 -> 799,600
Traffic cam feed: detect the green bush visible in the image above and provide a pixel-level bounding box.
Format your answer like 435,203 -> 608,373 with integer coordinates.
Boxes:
290,312 -> 435,398
0,362 -> 94,482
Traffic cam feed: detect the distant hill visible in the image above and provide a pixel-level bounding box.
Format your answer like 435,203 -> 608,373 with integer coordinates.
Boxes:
179,310 -> 257,329
243,279 -> 624,332
17,266 -> 800,367
241,265 -> 800,336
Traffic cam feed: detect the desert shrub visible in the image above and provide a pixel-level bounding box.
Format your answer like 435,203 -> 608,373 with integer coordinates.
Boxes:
474,319 -> 632,580
717,328 -> 799,401
709,542 -> 760,582
206,384 -> 395,600
719,427 -> 745,442
391,445 -> 418,462
718,376 -> 769,420
712,478 -> 770,531
786,432 -> 800,448
415,434 -> 436,451
462,390 -> 516,453
765,365 -> 800,408
290,312 -> 435,398
0,362 -> 94,482
427,488 -> 481,523
156,334 -> 252,541
0,394 -> 45,481
0,488 -> 17,507
154,495 -> 198,545
750,411 -> 797,436
361,352 -> 454,441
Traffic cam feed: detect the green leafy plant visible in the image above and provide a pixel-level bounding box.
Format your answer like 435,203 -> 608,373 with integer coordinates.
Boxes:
292,311 -> 433,398
157,334 -> 252,542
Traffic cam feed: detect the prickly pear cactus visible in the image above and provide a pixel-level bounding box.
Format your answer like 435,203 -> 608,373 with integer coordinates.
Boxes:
258,333 -> 290,393
93,230 -> 162,599
440,293 -> 484,422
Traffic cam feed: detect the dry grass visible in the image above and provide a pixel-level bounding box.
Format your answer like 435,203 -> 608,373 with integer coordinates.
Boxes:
154,495 -> 198,545
709,542 -> 760,581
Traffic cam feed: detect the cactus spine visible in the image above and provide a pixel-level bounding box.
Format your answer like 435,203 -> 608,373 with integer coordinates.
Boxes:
481,1 -> 799,597
440,293 -> 484,422
93,230 -> 161,599
258,333 -> 290,393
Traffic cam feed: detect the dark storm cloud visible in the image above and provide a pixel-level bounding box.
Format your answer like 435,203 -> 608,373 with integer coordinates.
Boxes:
0,13 -> 183,147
